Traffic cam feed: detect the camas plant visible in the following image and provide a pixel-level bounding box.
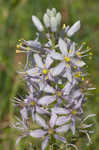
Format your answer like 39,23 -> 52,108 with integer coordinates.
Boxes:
12,8 -> 96,150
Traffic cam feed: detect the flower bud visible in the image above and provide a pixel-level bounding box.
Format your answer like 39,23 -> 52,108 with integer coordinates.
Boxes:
43,14 -> 50,28
67,20 -> 80,37
50,8 -> 56,17
46,9 -> 51,16
50,16 -> 57,32
56,12 -> 62,26
32,16 -> 44,32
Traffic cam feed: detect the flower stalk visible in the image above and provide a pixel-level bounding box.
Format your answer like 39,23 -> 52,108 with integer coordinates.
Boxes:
12,8 -> 95,150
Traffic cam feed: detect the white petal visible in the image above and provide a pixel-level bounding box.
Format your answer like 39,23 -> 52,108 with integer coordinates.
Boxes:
41,84 -> 55,94
30,129 -> 47,138
71,58 -> 86,67
58,38 -> 68,56
51,107 -> 70,114
51,62 -> 65,76
56,12 -> 62,25
67,20 -> 80,37
34,54 -> 44,68
31,108 -> 35,121
55,124 -> 70,133
16,135 -> 26,146
62,82 -> 72,95
35,114 -> 48,129
41,136 -> 49,150
56,116 -> 71,126
26,67 -> 40,76
20,107 -> 28,121
54,134 -> 66,143
43,14 -> 50,28
49,113 -> 57,128
50,16 -> 57,32
32,16 -> 44,32
36,106 -> 49,114
38,96 -> 56,105
69,42 -> 76,57
70,122 -> 75,135
45,54 -> 53,69
50,52 -> 63,60
63,67 -> 72,82
39,80 -> 46,91
72,89 -> 82,99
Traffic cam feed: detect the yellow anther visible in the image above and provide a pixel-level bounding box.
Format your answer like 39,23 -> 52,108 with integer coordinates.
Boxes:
73,66 -> 77,69
66,64 -> 70,67
87,46 -> 90,49
16,50 -> 22,53
38,79 -> 40,82
74,72 -> 81,78
26,47 -> 30,51
57,91 -> 62,97
30,101 -> 36,106
81,77 -> 85,81
42,69 -> 48,75
64,56 -> 70,62
89,52 -> 93,56
86,80 -> 89,84
48,129 -> 54,135
63,24 -> 66,29
82,41 -> 86,45
76,52 -> 81,57
78,61 -> 81,64
71,109 -> 77,115
46,76 -> 48,80
16,45 -> 20,49
69,49 -> 72,54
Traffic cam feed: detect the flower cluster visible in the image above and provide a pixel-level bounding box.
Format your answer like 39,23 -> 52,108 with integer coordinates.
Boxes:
14,8 -> 95,150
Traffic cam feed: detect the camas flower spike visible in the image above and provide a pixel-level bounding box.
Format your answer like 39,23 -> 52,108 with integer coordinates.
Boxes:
13,8 -> 96,150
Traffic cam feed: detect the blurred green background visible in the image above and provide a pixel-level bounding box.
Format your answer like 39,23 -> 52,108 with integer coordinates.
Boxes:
0,0 -> 99,149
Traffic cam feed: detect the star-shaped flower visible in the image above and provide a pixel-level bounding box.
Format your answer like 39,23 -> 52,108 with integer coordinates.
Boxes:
29,113 -> 69,150
50,38 -> 86,82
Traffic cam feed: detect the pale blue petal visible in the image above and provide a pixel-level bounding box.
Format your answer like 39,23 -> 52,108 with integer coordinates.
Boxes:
54,134 -> 66,143
50,62 -> 65,76
58,38 -> 68,56
67,20 -> 80,37
35,114 -> 48,129
34,54 -> 44,68
38,96 -> 56,105
30,129 -> 47,138
49,113 -> 57,128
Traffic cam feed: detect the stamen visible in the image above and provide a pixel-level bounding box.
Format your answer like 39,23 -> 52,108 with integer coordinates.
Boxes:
42,69 -> 48,75
26,47 -> 30,51
74,72 -> 81,78
82,41 -> 86,45
71,109 -> 77,115
57,91 -> 62,97
63,24 -> 66,29
76,51 -> 82,57
81,77 -> 85,81
16,50 -> 22,53
30,101 -> 36,106
64,56 -> 70,62
48,129 -> 54,135
69,49 -> 72,54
